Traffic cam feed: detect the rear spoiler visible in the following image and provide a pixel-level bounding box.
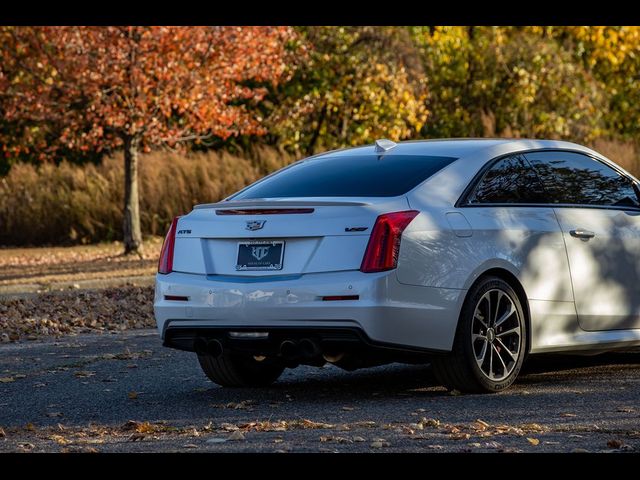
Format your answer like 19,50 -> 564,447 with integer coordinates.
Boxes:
194,200 -> 371,210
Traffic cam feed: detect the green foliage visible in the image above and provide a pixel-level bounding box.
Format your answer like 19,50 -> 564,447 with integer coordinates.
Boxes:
268,26 -> 428,154
546,27 -> 640,140
412,27 -> 606,141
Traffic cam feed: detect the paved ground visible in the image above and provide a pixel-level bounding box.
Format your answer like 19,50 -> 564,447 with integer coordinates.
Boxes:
1,329 -> 639,453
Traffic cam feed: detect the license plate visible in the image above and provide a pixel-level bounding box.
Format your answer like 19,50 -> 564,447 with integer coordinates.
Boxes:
236,240 -> 285,271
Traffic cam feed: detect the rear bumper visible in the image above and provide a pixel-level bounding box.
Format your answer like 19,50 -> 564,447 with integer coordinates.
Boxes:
153,270 -> 465,352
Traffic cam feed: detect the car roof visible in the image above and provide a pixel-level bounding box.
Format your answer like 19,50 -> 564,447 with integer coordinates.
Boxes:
312,138 -> 594,160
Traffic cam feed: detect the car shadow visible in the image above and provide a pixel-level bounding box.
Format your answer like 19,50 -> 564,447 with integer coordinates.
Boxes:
192,350 -> 640,402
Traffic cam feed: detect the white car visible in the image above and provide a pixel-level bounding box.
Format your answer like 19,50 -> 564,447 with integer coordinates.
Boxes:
154,138 -> 640,393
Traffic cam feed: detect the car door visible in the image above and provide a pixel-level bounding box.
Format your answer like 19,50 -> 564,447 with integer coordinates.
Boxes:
525,150 -> 640,331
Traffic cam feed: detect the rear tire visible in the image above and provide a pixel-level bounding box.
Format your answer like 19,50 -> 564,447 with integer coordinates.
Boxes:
432,276 -> 527,393
197,352 -> 285,387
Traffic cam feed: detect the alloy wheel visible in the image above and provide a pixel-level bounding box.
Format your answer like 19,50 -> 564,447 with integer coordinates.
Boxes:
471,289 -> 522,381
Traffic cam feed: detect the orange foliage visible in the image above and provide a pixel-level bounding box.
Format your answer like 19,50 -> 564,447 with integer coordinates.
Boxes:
0,26 -> 297,156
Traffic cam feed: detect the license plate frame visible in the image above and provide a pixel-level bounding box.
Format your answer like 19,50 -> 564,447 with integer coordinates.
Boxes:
236,240 -> 285,271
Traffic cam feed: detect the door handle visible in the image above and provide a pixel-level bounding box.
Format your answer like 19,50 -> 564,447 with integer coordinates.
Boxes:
570,229 -> 595,239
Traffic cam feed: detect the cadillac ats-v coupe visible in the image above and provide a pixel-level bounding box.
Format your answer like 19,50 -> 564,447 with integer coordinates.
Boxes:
154,139 -> 640,393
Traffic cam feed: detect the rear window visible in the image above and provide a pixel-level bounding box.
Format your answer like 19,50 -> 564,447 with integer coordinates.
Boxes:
231,154 -> 457,199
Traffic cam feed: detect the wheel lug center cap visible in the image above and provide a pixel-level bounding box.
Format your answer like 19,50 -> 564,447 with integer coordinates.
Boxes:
487,328 -> 496,343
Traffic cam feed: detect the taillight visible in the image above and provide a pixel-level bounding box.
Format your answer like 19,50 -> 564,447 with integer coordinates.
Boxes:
360,210 -> 419,273
158,216 -> 180,274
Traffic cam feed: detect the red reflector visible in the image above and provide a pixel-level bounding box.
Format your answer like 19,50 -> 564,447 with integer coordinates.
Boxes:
216,208 -> 314,215
360,210 -> 419,273
164,295 -> 189,301
158,216 -> 180,274
321,295 -> 360,301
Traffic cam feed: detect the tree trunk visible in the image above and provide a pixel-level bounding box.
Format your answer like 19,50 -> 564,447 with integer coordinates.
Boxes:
123,135 -> 143,255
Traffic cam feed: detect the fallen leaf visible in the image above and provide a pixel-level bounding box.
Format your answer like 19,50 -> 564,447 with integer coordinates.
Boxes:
74,371 -> 95,378
184,444 -> 198,449
220,423 -> 239,431
475,419 -> 490,428
527,438 -> 540,446
342,406 -> 354,411
607,439 -> 623,449
0,427 -> 5,438
46,412 -> 63,418
25,423 -> 36,431
352,421 -> 377,428
14,374 -> 26,379
0,377 -> 15,383
560,413 -> 576,418
300,419 -> 334,429
520,423 -> 546,432
128,433 -> 145,442
353,436 -> 366,442
50,434 -> 68,445
419,417 -> 441,428
128,391 -> 138,400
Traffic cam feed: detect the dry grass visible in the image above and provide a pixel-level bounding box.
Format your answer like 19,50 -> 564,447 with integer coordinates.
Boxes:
1,139 -> 639,247
0,146 -> 298,246
591,138 -> 640,176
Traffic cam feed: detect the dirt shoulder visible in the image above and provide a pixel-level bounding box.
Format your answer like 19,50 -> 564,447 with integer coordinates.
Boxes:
0,238 -> 162,295
0,240 -> 161,342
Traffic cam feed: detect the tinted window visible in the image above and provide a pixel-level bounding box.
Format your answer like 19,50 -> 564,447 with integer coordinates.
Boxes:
231,155 -> 457,199
525,151 -> 640,207
467,154 -> 546,204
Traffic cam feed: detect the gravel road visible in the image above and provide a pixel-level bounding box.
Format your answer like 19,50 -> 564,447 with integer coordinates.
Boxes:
1,329 -> 639,453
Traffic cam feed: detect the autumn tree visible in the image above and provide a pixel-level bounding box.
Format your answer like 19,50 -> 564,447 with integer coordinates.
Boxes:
543,26 -> 640,139
412,26 -> 607,141
0,26 -> 296,253
268,26 -> 428,155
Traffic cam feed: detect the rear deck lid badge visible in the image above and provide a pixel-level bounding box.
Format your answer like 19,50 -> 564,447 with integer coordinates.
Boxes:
246,220 -> 266,231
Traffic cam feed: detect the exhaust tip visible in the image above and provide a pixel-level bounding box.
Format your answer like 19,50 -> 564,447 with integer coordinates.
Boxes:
194,338 -> 223,357
323,351 -> 345,363
298,338 -> 320,358
206,339 -> 223,357
279,340 -> 300,359
193,338 -> 208,355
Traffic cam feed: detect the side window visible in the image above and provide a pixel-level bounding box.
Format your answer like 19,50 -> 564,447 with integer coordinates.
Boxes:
467,154 -> 546,204
525,151 -> 640,208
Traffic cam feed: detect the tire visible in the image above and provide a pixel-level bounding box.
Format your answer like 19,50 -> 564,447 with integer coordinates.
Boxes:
197,352 -> 285,387
432,276 -> 527,393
